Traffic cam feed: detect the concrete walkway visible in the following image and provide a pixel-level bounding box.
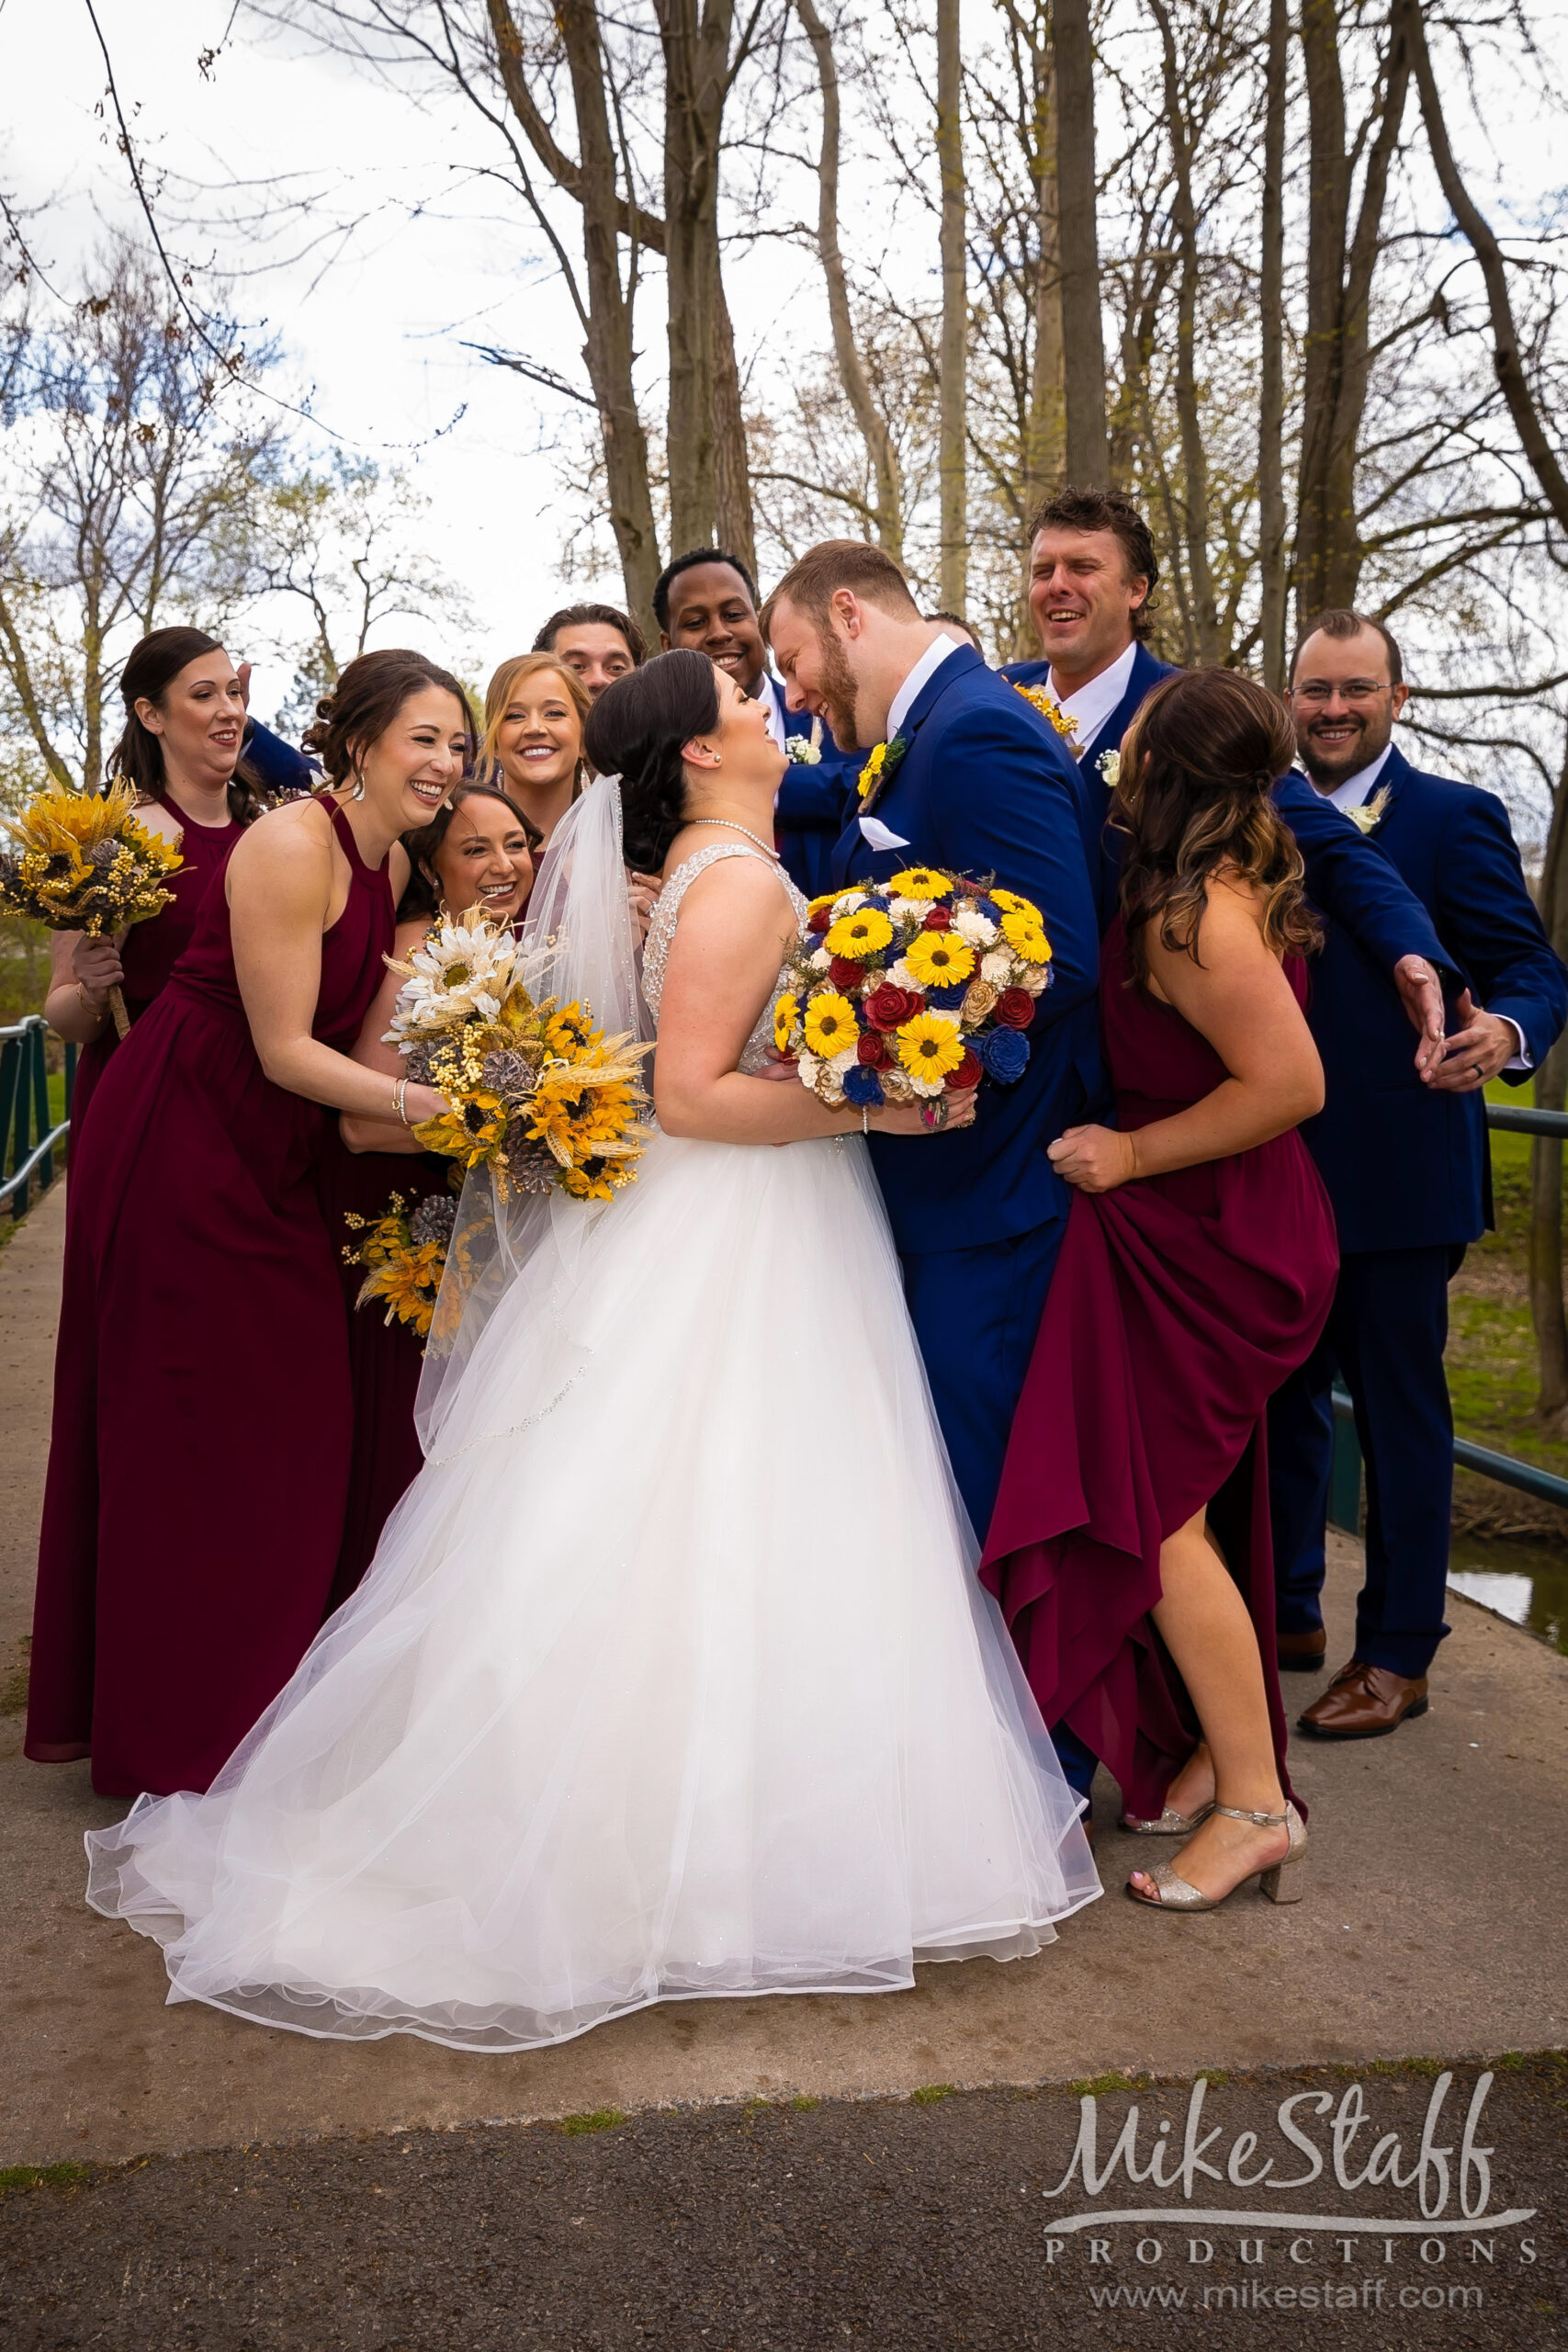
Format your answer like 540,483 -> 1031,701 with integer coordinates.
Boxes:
4,1183 -> 1564,2168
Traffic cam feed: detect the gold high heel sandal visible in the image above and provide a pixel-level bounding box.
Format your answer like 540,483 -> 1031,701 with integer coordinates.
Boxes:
1126,1802 -> 1306,1911
1119,1800 -> 1215,1837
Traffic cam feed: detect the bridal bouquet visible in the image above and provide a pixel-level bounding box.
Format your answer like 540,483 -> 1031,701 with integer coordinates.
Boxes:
385,911 -> 652,1203
0,780 -> 184,1035
342,1185 -> 459,1341
773,866 -> 1053,1111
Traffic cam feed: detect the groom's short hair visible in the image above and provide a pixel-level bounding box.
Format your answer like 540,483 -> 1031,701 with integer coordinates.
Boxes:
762,541 -> 921,635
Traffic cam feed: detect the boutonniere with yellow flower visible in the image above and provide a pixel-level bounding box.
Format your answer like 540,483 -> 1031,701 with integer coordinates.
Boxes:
856,732 -> 909,810
1343,784 -> 1393,835
1012,681 -> 1080,743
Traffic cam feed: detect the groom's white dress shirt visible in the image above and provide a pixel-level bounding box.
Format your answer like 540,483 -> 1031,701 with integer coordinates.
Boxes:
858,635 -> 967,853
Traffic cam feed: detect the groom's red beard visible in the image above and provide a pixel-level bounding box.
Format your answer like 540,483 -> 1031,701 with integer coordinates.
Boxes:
813,628 -> 864,752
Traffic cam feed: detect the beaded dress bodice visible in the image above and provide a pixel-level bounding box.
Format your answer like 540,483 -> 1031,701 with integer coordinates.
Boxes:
642,842 -> 807,1073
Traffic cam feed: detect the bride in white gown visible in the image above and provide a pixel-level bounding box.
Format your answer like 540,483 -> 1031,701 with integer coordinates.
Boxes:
85,649 -> 1100,2052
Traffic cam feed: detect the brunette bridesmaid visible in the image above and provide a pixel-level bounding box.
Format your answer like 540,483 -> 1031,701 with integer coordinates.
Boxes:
27,650 -> 469,1800
43,630 -> 267,1131
317,780 -> 537,1610
981,672 -> 1338,1915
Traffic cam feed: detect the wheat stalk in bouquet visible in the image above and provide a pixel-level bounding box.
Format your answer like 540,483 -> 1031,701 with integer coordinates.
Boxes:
0,781 -> 185,1037
385,911 -> 653,1204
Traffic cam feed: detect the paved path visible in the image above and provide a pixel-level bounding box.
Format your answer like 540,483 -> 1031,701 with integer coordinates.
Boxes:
4,1184 -> 1565,2173
3,2057 -> 1562,2349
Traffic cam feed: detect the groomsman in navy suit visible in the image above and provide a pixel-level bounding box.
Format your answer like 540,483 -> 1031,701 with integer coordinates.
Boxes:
654,546 -> 862,897
1001,485 -> 1175,921
764,538 -> 1102,1568
1270,609 -> 1568,1738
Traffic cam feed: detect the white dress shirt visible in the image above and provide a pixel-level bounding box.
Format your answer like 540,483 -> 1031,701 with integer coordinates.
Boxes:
887,633 -> 964,740
1046,639 -> 1139,760
757,671 -> 788,750
1304,741 -> 1529,1069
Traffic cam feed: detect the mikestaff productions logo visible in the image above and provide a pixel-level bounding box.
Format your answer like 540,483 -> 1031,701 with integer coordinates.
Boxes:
1040,2070 -> 1538,2314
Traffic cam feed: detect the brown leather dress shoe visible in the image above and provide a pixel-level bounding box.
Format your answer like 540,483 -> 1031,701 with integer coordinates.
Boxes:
1297,1659 -> 1428,1738
1277,1628 -> 1327,1673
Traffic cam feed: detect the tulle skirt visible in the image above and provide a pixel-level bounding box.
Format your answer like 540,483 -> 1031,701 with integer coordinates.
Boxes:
85,1130 -> 1100,2052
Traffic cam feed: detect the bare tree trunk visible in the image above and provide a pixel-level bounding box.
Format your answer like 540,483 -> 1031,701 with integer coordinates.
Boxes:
1152,3 -> 1218,662
795,0 -> 903,559
936,0 -> 967,608
713,273 -> 755,575
497,0 -> 661,634
1054,0 -> 1108,487
1013,21 -> 1065,653
1295,0 -> 1410,622
1397,0 -> 1568,537
656,0 -> 734,553
1258,0 -> 1289,693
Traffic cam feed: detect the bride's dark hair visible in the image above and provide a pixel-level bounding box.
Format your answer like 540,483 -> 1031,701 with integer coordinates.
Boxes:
584,648 -> 719,872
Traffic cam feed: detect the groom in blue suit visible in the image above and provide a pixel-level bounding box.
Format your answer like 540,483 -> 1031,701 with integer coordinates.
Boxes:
764,541 -> 1101,1555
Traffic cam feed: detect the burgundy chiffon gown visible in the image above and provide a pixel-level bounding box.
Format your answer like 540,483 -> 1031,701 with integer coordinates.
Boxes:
980,918 -> 1338,1824
315,1129 -> 446,1613
27,798 -> 394,1798
69,802 -> 243,1136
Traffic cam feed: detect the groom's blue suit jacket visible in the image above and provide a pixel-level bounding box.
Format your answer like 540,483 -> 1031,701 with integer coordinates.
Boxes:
829,642 -> 1101,1256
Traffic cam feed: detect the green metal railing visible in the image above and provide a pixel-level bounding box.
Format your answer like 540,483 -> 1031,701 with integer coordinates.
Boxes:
1327,1100 -> 1568,1526
0,1016 -> 74,1219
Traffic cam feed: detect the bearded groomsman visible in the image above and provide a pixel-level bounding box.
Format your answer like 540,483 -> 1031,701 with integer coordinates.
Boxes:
653,546 -> 862,897
1270,609 -> 1567,1737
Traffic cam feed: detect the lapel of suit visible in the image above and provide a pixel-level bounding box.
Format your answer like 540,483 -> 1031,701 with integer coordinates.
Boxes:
831,645 -> 981,881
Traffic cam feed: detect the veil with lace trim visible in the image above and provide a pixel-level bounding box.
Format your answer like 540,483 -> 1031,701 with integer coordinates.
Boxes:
413,773 -> 652,1462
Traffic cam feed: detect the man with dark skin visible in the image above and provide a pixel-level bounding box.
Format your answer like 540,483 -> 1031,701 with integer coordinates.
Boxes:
654,547 -> 861,898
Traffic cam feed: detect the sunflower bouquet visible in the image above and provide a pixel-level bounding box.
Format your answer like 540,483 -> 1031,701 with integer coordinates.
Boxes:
343,1186 -> 459,1342
773,865 -> 1053,1114
385,911 -> 652,1204
0,780 -> 185,1035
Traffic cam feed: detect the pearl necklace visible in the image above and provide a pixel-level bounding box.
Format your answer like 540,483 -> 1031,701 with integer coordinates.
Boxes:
699,818 -> 780,862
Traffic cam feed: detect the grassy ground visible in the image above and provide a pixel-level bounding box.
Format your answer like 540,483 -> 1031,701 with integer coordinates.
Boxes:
1446,1083 -> 1568,1485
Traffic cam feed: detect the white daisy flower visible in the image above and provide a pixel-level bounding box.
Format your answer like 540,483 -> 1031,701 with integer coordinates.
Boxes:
385,916 -> 517,1041
887,896 -> 929,924
953,909 -> 998,947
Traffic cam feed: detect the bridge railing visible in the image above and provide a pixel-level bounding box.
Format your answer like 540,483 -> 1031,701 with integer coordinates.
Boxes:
1328,1101 -> 1568,1527
0,1016 -> 74,1221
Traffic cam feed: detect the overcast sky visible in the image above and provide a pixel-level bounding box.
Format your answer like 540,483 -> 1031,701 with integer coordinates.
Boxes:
3,0 -> 844,720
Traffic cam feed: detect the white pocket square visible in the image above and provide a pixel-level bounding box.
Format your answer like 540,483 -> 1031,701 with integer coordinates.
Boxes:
858,817 -> 911,851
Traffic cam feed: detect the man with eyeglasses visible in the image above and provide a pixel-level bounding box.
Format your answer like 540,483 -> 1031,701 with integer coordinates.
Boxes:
1270,606 -> 1567,1739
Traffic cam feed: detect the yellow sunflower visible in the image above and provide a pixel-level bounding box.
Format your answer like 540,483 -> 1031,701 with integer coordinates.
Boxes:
412,1091 -> 507,1167
886,866 -> 952,902
1000,906 -> 1052,964
824,907 -> 894,961
989,887 -> 1042,919
856,742 -> 889,802
773,990 -> 800,1053
903,931 -> 976,988
895,1010 -> 965,1080
803,990 -> 860,1057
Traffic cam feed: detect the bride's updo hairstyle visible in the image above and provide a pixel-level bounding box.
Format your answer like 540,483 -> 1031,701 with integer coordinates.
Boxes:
585,648 -> 720,873
1113,668 -> 1319,983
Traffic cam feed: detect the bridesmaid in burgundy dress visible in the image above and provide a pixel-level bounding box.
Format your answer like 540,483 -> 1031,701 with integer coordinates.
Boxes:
42,630 -> 268,1131
27,649 -> 469,1800
318,779 -> 537,1611
982,671 -> 1338,1914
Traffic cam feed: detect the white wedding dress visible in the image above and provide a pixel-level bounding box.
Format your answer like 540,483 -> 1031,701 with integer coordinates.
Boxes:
85,802 -> 1099,2052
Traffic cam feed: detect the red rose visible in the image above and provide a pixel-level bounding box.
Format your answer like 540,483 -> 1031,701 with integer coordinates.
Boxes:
829,956 -> 865,990
808,906 -> 832,934
922,904 -> 953,931
857,1030 -> 892,1069
994,988 -> 1035,1029
951,1047 -> 983,1090
864,981 -> 923,1031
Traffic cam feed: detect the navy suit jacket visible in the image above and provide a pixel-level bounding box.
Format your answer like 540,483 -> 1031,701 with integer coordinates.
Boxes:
1293,745 -> 1567,1254
242,718 -> 316,797
1002,644 -> 1175,928
767,677 -> 863,900
829,642 -> 1100,1255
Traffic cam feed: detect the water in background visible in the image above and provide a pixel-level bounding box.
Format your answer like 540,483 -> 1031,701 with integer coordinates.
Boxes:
1448,1538 -> 1568,1655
